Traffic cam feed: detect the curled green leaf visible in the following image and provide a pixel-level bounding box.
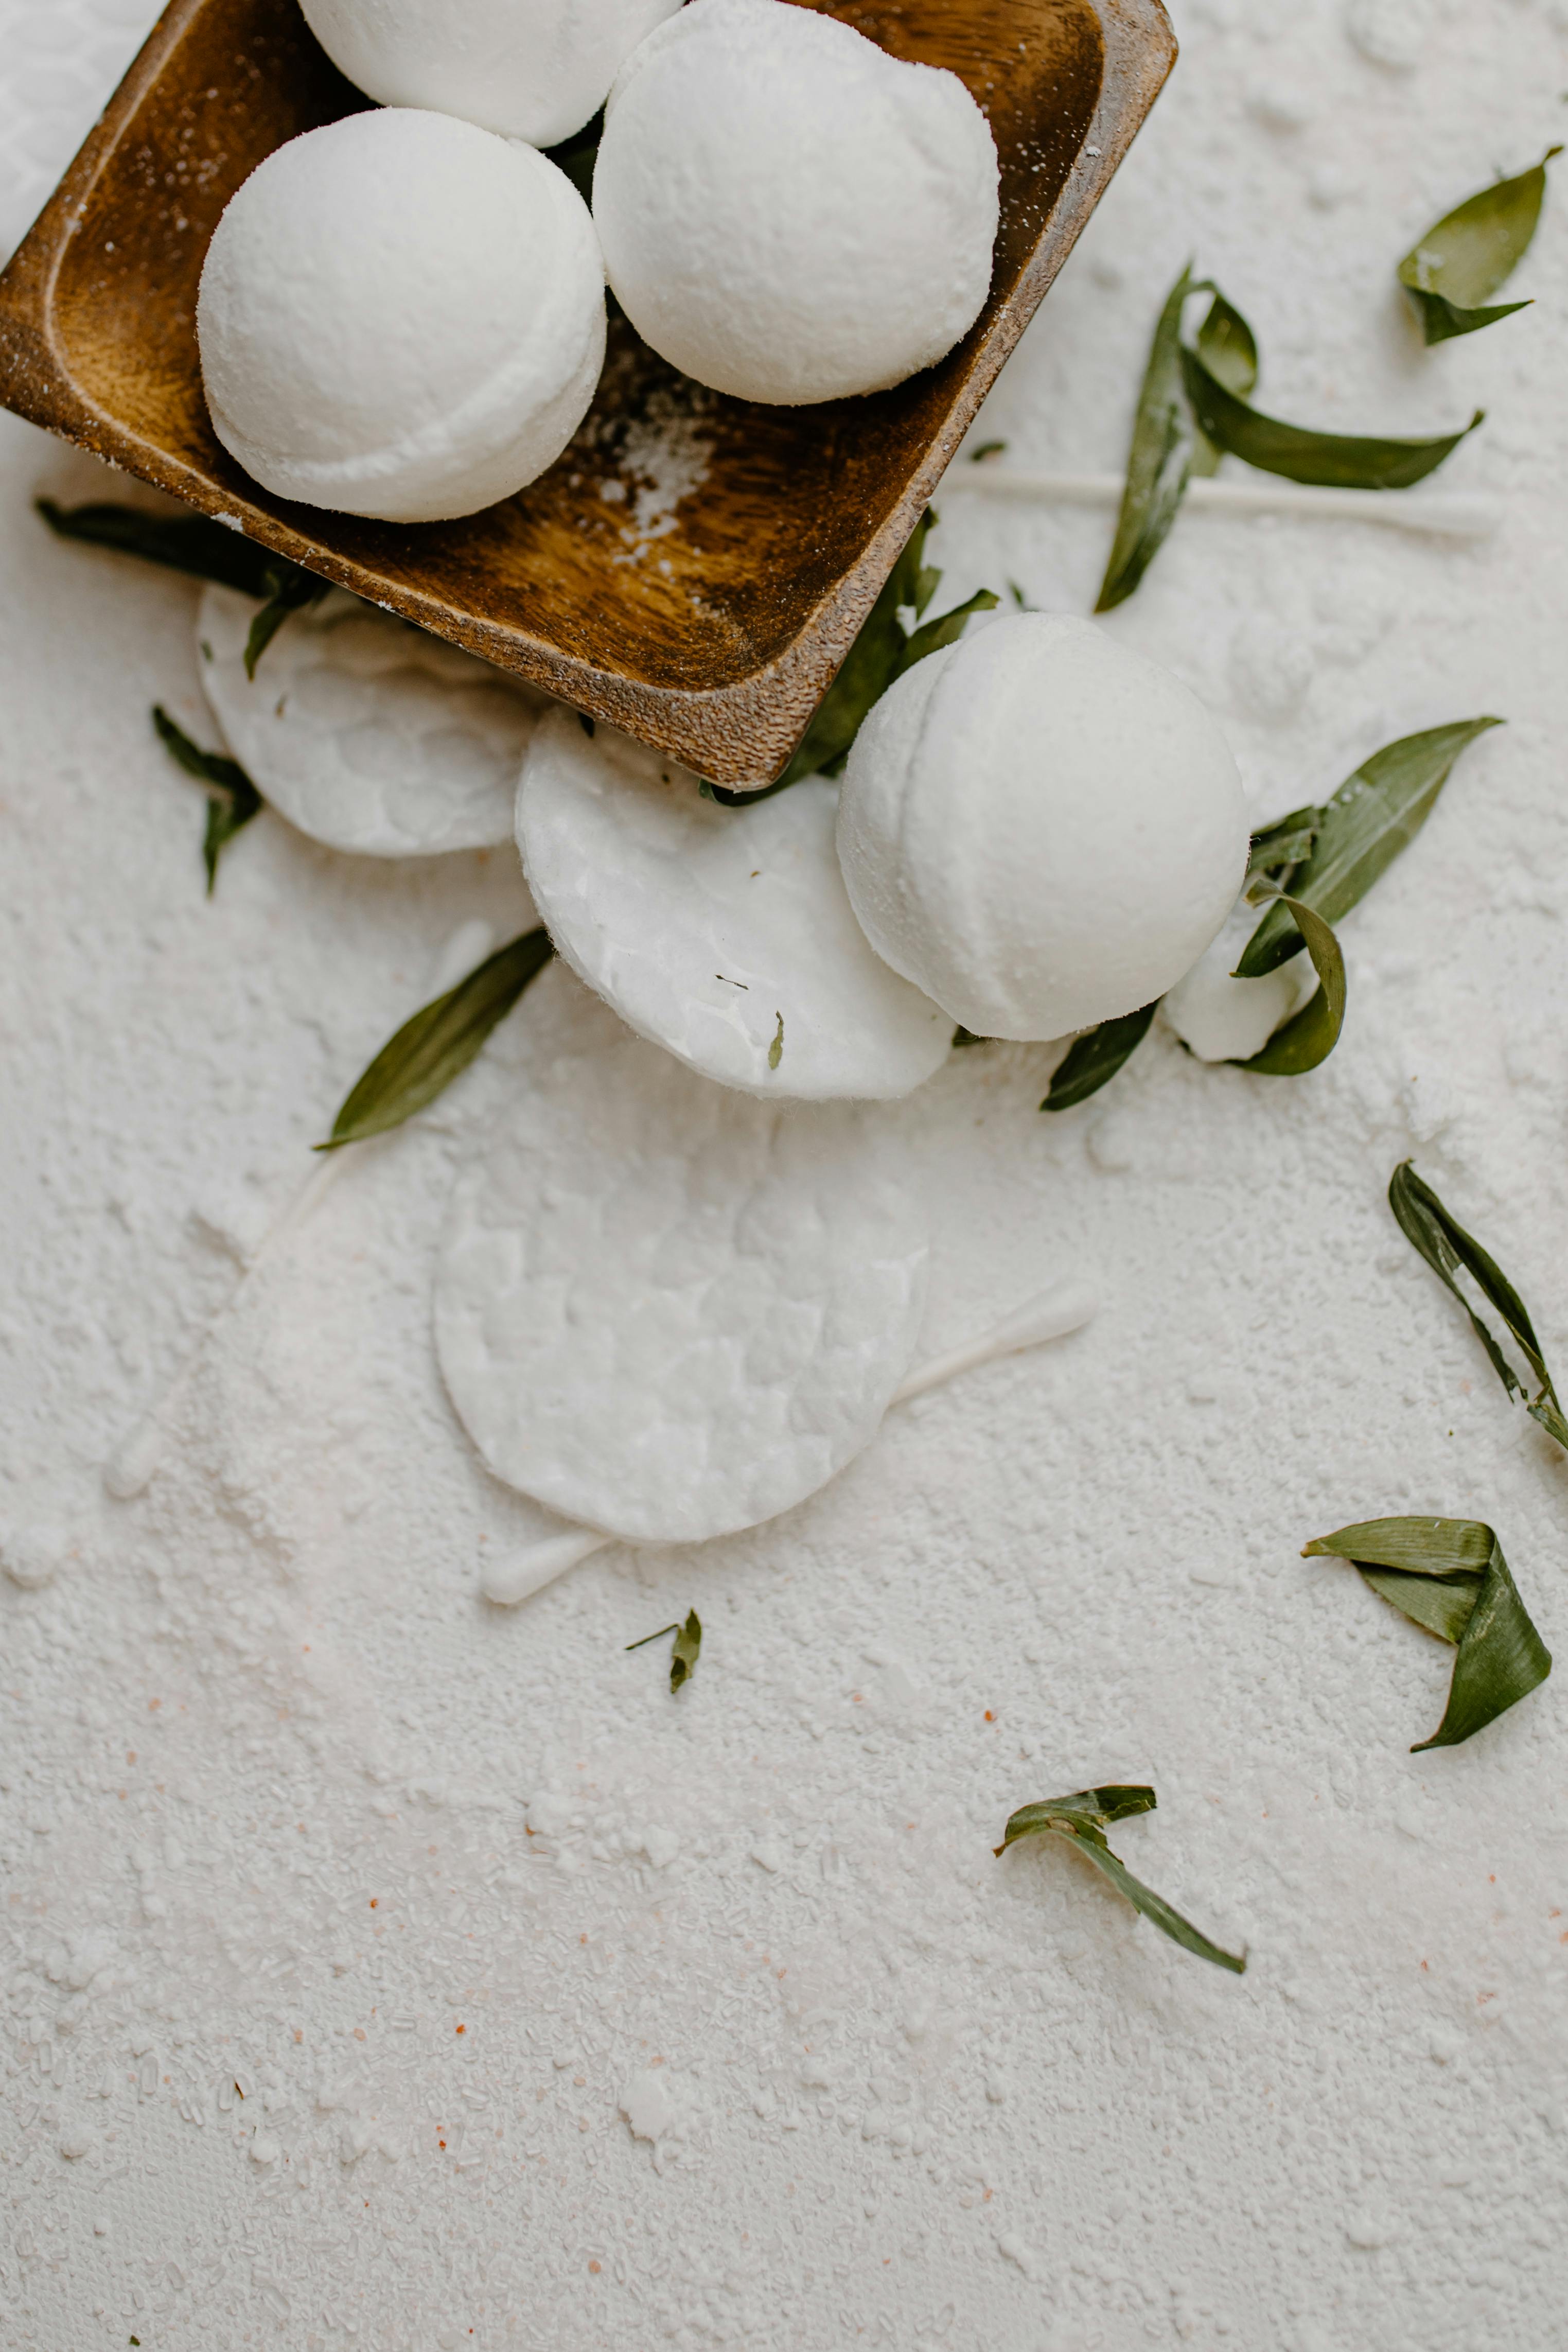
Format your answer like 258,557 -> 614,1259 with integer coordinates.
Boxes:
996,1785 -> 1245,1974
1236,720 -> 1502,979
1182,346 -> 1483,489
151,705 -> 262,895
1040,1001 -> 1159,1112
626,1609 -> 702,1694
1190,287 -> 1259,478
1229,892 -> 1345,1075
318,929 -> 555,1150
707,510 -> 997,806
1096,265 -> 1200,613
1399,149 -> 1559,345
1388,1162 -> 1568,1450
1303,1517 -> 1550,1750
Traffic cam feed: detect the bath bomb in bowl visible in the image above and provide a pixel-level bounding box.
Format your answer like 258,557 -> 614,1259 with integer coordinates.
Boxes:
836,613 -> 1248,1042
593,0 -> 999,403
299,0 -> 682,147
197,110 -> 605,523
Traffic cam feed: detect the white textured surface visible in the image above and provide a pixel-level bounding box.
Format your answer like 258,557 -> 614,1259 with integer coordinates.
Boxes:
198,111 -> 606,521
299,0 -> 681,147
593,0 -> 998,403
838,613 -> 1250,1040
199,584 -> 545,858
435,990 -> 929,1540
517,708 -> 953,1098
6,4 -> 1568,2349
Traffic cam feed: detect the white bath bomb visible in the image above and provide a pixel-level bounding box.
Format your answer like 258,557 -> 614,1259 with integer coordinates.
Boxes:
197,110 -> 605,523
1161,902 -> 1320,1063
593,0 -> 998,403
198,585 -> 551,857
434,1001 -> 929,1542
299,0 -> 681,146
837,614 -> 1249,1042
516,709 -> 952,1098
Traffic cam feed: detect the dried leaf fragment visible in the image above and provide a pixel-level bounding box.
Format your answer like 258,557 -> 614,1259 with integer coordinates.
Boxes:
996,1785 -> 1245,1973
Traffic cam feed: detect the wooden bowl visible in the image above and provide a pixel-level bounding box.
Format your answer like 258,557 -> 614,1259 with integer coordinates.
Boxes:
0,0 -> 1174,785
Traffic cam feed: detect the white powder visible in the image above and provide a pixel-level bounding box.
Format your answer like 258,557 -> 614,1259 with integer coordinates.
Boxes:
4,2 -> 1568,2348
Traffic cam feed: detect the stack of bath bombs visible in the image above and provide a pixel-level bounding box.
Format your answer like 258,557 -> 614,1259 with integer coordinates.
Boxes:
196,0 -> 1002,520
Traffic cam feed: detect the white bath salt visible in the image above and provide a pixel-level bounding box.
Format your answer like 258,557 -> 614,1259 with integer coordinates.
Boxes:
434,997 -> 929,1542
299,0 -> 682,147
1161,901 -> 1321,1064
516,709 -> 952,1098
593,0 -> 998,403
198,585 -> 549,858
837,613 -> 1248,1041
197,110 -> 605,523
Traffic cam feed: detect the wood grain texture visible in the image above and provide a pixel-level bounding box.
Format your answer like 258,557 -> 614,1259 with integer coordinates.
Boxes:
0,0 -> 1174,784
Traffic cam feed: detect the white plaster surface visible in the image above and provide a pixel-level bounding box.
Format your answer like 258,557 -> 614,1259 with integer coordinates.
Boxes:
3,4 -> 1568,2348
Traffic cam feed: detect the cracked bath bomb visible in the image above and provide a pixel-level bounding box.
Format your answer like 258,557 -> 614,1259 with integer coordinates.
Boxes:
836,613 -> 1249,1042
298,0 -> 682,146
198,586 -> 551,857
592,0 -> 998,403
197,110 -> 605,523
515,708 -> 952,1098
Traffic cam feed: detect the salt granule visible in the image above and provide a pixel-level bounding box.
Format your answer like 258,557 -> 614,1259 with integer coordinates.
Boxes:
592,0 -> 999,403
197,110 -> 605,522
837,613 -> 1249,1040
515,708 -> 952,1098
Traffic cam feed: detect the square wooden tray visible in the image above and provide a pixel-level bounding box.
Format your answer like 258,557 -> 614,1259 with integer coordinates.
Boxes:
0,0 -> 1173,786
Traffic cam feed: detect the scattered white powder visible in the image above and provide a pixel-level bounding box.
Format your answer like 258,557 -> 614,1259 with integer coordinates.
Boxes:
3,3 -> 1568,2349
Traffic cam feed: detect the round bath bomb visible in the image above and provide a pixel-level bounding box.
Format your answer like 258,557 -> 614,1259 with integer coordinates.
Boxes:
197,110 -> 605,523
198,585 -> 551,857
299,0 -> 681,147
593,0 -> 998,403
1161,903 -> 1320,1063
434,1008 -> 929,1542
837,613 -> 1249,1042
516,709 -> 952,1097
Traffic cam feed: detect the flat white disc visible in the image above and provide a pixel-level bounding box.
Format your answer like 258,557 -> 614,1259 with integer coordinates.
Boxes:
198,583 -> 550,857
434,997 -> 929,1543
516,707 -> 952,1098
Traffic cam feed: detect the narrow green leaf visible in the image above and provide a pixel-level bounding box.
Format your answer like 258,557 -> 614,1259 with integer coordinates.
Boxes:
1190,288 -> 1259,478
1236,720 -> 1502,978
39,498 -> 286,598
318,929 -> 555,1150
1304,1516 -> 1551,1750
245,565 -> 329,679
1388,1162 -> 1568,1450
708,510 -> 997,804
1095,265 -> 1200,613
1182,347 -> 1483,489
1399,148 -> 1559,344
1229,894 -> 1345,1075
768,1012 -> 785,1072
968,440 -> 1008,463
996,1785 -> 1246,1974
151,705 -> 262,894
1040,1001 -> 1159,1112
626,1609 -> 702,1694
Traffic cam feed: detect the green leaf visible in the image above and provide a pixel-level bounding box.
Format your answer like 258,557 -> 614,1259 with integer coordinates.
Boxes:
1190,288 -> 1259,478
1040,1001 -> 1159,1112
1303,1516 -> 1551,1750
707,510 -> 998,804
151,705 -> 262,894
245,564 -> 330,679
996,1785 -> 1246,1974
968,440 -> 1008,462
1236,720 -> 1502,978
1095,265 -> 1200,613
1182,346 -> 1483,489
318,929 -> 555,1150
768,1012 -> 785,1072
626,1609 -> 702,1693
1229,893 -> 1345,1075
1399,149 -> 1559,344
1388,1162 -> 1568,1450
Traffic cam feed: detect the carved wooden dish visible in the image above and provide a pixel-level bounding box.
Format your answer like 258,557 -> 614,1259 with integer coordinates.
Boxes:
0,0 -> 1174,785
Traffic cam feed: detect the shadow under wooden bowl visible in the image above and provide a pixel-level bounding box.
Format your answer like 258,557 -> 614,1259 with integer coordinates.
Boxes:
0,0 -> 1174,785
